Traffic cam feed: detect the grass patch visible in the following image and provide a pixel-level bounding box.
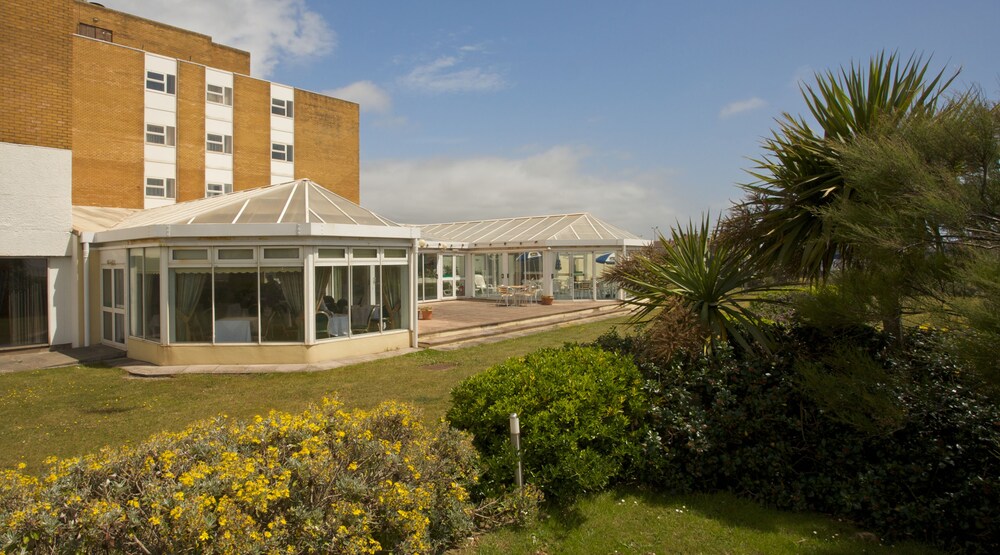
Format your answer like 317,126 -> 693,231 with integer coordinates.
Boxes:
0,317 -> 625,472
457,489 -> 940,554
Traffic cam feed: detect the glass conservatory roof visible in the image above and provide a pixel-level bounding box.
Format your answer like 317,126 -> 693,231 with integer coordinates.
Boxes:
417,213 -> 644,248
112,179 -> 398,228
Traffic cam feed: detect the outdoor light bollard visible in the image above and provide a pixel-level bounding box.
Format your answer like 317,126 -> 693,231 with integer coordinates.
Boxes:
509,413 -> 523,491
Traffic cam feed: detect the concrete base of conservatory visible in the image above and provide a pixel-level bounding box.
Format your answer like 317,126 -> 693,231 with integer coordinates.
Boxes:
126,332 -> 412,366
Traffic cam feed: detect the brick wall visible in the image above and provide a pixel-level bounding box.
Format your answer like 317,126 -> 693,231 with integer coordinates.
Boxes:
71,37 -> 145,208
233,75 -> 272,190
72,1 -> 250,74
1,0 -> 72,148
176,63 -> 206,202
294,90 -> 360,202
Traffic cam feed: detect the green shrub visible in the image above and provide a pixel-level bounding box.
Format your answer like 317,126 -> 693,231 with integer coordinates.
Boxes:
596,326 -> 1000,552
446,345 -> 646,500
1,398 -> 479,554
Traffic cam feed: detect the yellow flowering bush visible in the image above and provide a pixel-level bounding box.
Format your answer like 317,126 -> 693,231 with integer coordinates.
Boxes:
0,398 -> 480,554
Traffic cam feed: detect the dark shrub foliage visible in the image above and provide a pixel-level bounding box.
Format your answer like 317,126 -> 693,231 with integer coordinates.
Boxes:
595,326 -> 1000,552
446,345 -> 646,501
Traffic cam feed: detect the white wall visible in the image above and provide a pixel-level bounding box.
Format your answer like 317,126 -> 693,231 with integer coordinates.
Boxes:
0,142 -> 73,257
48,256 -> 75,346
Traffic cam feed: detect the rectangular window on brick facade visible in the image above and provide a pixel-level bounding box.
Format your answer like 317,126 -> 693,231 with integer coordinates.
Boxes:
271,143 -> 293,162
146,71 -> 176,94
271,98 -> 294,118
207,133 -> 233,154
206,183 -> 233,197
77,23 -> 113,42
207,84 -> 233,106
145,177 -> 176,198
145,124 -> 176,146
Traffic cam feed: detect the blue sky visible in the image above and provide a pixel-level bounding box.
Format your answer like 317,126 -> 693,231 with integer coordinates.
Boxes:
116,0 -> 999,238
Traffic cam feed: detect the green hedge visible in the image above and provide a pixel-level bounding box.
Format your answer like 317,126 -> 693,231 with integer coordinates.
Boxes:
595,326 -> 1000,552
447,345 -> 646,500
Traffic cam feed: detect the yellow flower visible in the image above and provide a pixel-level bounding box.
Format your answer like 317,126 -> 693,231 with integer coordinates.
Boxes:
199,531 -> 210,541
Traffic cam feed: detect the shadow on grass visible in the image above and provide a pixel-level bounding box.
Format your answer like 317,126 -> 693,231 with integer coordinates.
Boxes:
488,486 -> 940,555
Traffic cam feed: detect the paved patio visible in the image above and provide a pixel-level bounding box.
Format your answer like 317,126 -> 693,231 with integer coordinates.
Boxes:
0,299 -> 627,375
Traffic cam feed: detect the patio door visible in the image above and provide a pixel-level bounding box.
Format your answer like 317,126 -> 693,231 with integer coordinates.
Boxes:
553,252 -> 595,300
418,253 -> 438,301
101,266 -> 126,346
472,253 -> 502,299
441,254 -> 465,298
508,251 -> 542,287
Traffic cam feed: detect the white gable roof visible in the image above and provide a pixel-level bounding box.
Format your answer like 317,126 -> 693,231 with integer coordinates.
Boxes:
417,213 -> 645,249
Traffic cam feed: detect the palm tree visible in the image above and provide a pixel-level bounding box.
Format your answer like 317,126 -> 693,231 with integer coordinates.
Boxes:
617,215 -> 775,353
741,52 -> 957,280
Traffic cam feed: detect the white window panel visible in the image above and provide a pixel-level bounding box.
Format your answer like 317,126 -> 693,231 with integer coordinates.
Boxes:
206,182 -> 233,197
145,123 -> 175,146
206,83 -> 233,106
145,177 -> 176,198
206,133 -> 233,154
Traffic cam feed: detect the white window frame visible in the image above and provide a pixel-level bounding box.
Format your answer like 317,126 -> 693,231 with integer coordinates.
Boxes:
146,71 -> 176,94
145,123 -> 176,146
207,133 -> 233,154
271,142 -> 293,162
271,98 -> 294,118
206,182 -> 233,197
145,177 -> 176,198
207,84 -> 233,106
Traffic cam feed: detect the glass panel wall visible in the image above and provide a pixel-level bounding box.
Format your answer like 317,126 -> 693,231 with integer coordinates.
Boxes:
553,252 -> 595,300
129,248 -> 161,341
315,266 -> 349,339
509,251 -> 542,287
472,254 -> 501,298
418,253 -> 438,301
101,267 -> 126,345
314,248 -> 410,341
213,268 -> 258,343
441,254 -> 465,298
260,266 -> 303,342
381,264 -> 407,330
169,268 -> 212,342
596,251 -> 619,300
0,258 -> 49,347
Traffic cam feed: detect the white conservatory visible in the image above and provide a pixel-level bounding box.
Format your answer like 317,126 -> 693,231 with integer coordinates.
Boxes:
78,180 -> 419,366
71,181 -> 648,366
414,214 -> 647,304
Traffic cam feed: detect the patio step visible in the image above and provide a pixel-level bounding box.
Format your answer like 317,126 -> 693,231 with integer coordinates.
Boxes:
418,303 -> 629,350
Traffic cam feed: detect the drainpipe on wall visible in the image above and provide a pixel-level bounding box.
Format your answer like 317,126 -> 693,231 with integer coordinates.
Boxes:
81,233 -> 94,347
412,237 -> 420,348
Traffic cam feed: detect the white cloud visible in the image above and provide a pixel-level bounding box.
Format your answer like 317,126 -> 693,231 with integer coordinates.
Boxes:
109,0 -> 334,78
361,147 -> 679,238
719,97 -> 767,119
400,54 -> 506,93
324,81 -> 392,114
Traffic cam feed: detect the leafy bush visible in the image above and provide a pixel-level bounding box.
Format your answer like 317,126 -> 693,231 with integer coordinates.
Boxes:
0,398 -> 480,554
596,326 -> 1000,552
446,345 -> 646,500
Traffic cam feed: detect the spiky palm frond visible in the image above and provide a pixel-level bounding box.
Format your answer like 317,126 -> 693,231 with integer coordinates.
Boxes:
619,216 -> 776,353
742,52 -> 957,280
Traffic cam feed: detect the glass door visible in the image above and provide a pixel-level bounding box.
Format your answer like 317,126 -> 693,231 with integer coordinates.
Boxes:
441,254 -> 465,298
0,258 -> 49,348
418,253 -> 438,301
472,254 -> 502,299
554,252 -> 595,300
101,266 -> 126,346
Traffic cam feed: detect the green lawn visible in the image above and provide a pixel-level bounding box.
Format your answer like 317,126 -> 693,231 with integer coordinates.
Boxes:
0,318 -> 625,472
0,316 -> 940,554
457,489 -> 939,554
